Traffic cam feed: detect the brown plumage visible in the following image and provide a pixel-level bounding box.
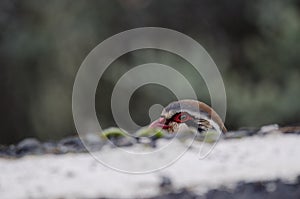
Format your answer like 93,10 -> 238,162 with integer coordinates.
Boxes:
150,99 -> 227,134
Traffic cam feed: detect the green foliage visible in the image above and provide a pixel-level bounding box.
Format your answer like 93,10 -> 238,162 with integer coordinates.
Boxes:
135,128 -> 165,139
101,128 -> 128,139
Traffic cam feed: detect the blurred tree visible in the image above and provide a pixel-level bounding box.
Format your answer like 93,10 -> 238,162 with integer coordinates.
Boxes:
0,0 -> 299,144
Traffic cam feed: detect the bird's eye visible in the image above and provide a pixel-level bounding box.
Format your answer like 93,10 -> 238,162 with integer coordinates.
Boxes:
173,112 -> 191,123
180,114 -> 187,120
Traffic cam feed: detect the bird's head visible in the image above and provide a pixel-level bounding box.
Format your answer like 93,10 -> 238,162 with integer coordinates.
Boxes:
149,99 -> 227,134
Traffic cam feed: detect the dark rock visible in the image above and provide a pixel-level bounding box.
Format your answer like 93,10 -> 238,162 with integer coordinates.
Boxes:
136,137 -> 157,148
1,125 -> 300,158
57,137 -> 86,153
159,176 -> 173,190
107,136 -> 135,147
150,189 -> 198,199
206,189 -> 233,199
6,145 -> 17,156
82,134 -> 105,151
0,145 -> 11,157
42,142 -> 59,154
150,179 -> 300,199
278,126 -> 300,134
16,138 -> 43,156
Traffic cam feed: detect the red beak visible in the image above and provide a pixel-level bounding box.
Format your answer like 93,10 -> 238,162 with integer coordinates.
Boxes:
149,117 -> 169,129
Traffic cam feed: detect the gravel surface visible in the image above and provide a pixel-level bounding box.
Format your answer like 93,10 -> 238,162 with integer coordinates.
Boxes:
1,125 -> 300,199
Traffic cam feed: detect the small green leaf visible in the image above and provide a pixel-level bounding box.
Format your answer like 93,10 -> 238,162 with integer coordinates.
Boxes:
135,127 -> 165,139
101,128 -> 128,139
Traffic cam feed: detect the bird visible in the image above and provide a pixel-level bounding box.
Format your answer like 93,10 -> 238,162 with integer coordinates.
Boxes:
149,99 -> 227,134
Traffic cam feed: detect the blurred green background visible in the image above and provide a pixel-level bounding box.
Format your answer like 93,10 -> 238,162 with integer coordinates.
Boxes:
1,0 -> 300,144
